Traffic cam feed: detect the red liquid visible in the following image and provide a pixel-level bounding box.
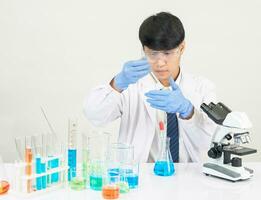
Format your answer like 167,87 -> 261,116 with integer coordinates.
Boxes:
0,181 -> 10,195
102,185 -> 119,199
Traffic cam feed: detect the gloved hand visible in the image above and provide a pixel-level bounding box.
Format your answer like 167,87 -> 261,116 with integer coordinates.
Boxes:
114,58 -> 150,91
145,77 -> 194,118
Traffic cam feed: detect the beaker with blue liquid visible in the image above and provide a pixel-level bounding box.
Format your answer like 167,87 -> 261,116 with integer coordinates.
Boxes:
120,162 -> 139,190
107,143 -> 139,193
154,136 -> 175,176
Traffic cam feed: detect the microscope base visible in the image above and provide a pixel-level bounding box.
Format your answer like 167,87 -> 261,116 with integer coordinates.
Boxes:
203,162 -> 253,182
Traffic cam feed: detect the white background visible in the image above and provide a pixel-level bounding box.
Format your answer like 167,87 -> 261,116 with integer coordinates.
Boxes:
0,0 -> 260,162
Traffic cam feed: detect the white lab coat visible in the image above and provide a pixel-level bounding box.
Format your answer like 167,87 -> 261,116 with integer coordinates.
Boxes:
84,72 -> 217,163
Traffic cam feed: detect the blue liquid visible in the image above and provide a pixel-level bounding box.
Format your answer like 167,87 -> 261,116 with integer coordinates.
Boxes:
153,161 -> 175,176
107,168 -> 139,189
108,168 -> 120,176
36,157 -> 42,190
68,149 -> 77,181
127,174 -> 138,189
41,163 -> 47,189
90,175 -> 103,191
108,168 -> 120,183
50,158 -> 59,183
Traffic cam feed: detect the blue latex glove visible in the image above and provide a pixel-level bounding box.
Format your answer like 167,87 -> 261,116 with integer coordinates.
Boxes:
145,77 -> 194,118
114,58 -> 150,91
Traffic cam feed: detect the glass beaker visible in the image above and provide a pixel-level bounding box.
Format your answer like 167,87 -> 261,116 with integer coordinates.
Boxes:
88,131 -> 110,191
107,143 -> 134,171
69,167 -> 86,191
89,160 -> 106,191
121,161 -> 139,189
102,172 -> 120,199
107,143 -> 134,193
153,137 -> 175,176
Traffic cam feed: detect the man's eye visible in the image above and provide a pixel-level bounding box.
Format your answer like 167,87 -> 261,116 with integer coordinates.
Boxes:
164,52 -> 171,55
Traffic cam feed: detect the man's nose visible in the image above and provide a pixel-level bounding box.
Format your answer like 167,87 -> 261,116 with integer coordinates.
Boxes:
156,57 -> 166,68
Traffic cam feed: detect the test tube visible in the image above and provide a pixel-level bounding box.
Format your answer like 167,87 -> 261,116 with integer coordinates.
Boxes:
15,136 -> 27,162
33,135 -> 43,190
25,136 -> 33,193
82,133 -> 90,188
41,134 -> 48,189
41,161 -> 47,189
46,133 -> 60,184
14,137 -> 26,192
68,118 -> 77,181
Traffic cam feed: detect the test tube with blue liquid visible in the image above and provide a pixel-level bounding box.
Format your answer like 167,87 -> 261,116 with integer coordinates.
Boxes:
68,130 -> 87,191
36,134 -> 48,190
67,118 -> 88,191
68,119 -> 78,181
46,134 -> 61,185
40,106 -> 62,185
32,135 -> 43,190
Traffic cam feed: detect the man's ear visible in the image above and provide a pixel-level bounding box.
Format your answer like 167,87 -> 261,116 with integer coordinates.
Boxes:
179,41 -> 185,55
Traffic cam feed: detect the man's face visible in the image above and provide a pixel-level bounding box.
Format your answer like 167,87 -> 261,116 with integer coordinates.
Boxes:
144,42 -> 184,84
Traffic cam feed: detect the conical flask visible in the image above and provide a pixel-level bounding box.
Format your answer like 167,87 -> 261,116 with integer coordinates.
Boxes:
153,136 -> 175,176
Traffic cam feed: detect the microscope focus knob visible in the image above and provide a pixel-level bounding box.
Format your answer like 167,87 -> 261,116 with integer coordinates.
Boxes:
231,157 -> 242,167
208,146 -> 222,159
225,134 -> 232,140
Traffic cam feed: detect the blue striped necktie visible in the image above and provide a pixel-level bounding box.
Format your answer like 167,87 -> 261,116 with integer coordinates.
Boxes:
167,113 -> 179,162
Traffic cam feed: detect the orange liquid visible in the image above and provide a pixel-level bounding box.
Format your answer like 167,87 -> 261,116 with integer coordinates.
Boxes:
102,185 -> 119,199
25,148 -> 33,193
0,181 -> 10,195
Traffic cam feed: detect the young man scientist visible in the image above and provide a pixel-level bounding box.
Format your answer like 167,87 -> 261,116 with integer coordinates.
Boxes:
84,12 -> 217,163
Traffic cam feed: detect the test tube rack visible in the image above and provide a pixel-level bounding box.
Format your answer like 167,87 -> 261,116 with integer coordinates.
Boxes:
11,155 -> 68,198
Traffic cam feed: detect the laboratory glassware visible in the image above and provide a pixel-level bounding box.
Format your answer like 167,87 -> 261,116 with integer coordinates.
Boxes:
154,136 -> 175,176
102,172 -> 120,199
0,156 -> 9,195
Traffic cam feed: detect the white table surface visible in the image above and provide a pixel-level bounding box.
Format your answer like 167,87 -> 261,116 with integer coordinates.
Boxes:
1,162 -> 260,200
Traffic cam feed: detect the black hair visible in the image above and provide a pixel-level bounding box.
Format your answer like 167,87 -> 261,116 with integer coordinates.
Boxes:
139,12 -> 185,50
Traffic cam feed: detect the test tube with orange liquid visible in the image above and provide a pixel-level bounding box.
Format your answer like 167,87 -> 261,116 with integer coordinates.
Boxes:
25,137 -> 33,193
